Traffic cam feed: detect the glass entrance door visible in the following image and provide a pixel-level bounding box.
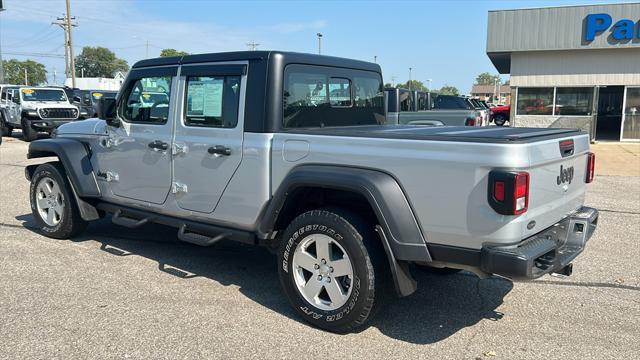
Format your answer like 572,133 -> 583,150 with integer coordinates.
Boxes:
622,87 -> 640,141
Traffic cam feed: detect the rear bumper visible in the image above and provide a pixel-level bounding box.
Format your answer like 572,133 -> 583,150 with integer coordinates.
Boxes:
480,206 -> 598,280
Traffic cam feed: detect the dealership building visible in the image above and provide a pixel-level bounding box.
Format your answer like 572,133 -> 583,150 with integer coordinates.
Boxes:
487,2 -> 640,141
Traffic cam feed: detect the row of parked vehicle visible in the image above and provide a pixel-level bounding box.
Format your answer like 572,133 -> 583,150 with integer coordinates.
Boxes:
0,84 -> 116,141
385,88 -> 505,127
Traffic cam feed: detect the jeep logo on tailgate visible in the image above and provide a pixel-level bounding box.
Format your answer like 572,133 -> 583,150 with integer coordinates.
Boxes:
557,165 -> 574,185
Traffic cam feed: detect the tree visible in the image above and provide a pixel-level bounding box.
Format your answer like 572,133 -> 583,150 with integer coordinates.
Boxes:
384,83 -> 393,88
437,85 -> 459,96
396,80 -> 428,92
475,72 -> 501,85
2,59 -> 47,85
75,46 -> 129,78
160,48 -> 189,57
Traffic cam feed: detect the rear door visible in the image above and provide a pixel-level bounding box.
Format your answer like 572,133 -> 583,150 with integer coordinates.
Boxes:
93,66 -> 177,205
172,63 -> 246,213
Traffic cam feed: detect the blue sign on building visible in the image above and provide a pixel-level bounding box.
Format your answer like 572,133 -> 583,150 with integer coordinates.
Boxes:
584,13 -> 639,42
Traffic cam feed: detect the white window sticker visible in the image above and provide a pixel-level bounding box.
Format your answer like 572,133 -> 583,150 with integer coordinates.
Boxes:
203,80 -> 223,117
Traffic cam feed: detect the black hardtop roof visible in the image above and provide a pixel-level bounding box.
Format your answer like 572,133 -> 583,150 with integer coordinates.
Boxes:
132,50 -> 381,73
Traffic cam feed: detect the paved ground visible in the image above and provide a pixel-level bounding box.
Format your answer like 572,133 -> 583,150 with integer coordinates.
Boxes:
1,134 -> 639,359
591,142 -> 640,177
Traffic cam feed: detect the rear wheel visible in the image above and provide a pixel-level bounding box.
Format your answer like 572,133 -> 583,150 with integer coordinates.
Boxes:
278,209 -> 388,333
30,162 -> 87,239
21,117 -> 37,142
494,114 -> 507,126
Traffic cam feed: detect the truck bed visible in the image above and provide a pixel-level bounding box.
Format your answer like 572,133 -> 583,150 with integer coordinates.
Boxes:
284,125 -> 584,144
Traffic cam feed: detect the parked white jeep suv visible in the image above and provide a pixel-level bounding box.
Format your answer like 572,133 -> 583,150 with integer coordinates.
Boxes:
1,86 -> 79,141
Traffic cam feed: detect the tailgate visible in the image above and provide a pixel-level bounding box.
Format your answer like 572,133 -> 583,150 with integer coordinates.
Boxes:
521,133 -> 591,239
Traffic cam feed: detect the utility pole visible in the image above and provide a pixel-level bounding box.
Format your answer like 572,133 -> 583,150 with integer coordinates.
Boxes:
66,0 -> 76,87
374,55 -> 377,63
391,76 -> 397,87
24,68 -> 28,85
426,78 -> 433,92
0,2 -> 5,83
246,41 -> 260,51
145,40 -> 149,58
53,10 -> 78,86
53,67 -> 57,84
316,33 -> 322,55
408,67 -> 412,91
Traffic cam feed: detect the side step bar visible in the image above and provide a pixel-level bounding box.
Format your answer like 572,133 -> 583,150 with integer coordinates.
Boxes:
111,210 -> 151,228
96,202 -> 256,246
177,224 -> 231,246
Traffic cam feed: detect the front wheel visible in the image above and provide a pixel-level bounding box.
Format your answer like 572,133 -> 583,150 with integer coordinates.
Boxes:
30,162 -> 87,239
278,209 -> 387,333
21,117 -> 37,141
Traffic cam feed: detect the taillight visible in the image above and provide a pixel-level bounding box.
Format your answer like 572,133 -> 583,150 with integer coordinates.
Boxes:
465,117 -> 476,126
513,172 -> 529,215
488,171 -> 530,215
585,152 -> 595,183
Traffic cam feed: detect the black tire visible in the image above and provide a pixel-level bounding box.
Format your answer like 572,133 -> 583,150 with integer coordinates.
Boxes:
21,117 -> 38,142
30,162 -> 88,239
415,264 -> 462,275
0,112 -> 8,137
493,114 -> 507,126
278,209 -> 389,333
6,126 -> 13,137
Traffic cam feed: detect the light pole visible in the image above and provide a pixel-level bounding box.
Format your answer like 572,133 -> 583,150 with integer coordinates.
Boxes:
426,78 -> 432,92
317,33 -> 323,55
408,67 -> 412,91
374,55 -> 377,63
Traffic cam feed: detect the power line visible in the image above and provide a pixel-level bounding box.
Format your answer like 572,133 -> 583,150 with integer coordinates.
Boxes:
3,51 -> 65,59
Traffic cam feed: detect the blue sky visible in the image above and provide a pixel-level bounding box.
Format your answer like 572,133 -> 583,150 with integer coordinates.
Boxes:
0,0 -> 632,92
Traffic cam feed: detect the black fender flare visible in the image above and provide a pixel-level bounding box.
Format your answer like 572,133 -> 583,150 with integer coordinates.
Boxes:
260,165 -> 431,263
26,138 -> 101,221
26,138 -> 101,199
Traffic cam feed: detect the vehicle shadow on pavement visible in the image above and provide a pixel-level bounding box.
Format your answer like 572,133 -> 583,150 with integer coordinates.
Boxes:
15,214 -> 512,344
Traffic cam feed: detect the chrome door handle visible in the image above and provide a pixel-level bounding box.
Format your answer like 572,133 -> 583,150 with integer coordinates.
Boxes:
207,145 -> 231,156
148,140 -> 169,151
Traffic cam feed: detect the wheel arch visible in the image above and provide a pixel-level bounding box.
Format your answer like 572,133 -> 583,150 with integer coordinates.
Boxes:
26,138 -> 101,221
260,165 -> 431,264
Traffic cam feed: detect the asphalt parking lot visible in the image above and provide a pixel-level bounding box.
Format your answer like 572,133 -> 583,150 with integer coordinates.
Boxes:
1,134 -> 639,359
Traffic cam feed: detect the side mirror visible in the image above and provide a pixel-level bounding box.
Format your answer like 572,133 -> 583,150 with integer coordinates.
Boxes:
97,97 -> 119,126
12,96 -> 20,104
73,96 -> 82,103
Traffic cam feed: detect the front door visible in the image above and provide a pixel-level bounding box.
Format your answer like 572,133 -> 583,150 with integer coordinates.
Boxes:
94,66 -> 178,205
7,89 -> 21,125
622,87 -> 640,141
172,63 -> 246,213
595,86 -> 624,141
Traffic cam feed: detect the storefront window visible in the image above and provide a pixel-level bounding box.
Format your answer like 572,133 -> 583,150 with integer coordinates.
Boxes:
517,88 -> 553,115
555,88 -> 593,115
622,87 -> 640,140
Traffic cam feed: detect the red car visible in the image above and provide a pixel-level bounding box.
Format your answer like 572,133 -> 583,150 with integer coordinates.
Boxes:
490,104 -> 511,126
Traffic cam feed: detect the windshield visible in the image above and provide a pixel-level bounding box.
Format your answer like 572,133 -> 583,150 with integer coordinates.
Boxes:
21,89 -> 68,102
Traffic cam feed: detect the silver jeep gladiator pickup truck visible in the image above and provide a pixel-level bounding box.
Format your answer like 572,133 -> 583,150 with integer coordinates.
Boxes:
25,51 -> 598,333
